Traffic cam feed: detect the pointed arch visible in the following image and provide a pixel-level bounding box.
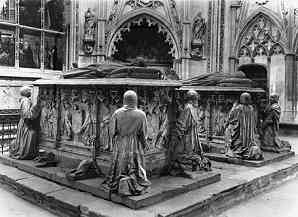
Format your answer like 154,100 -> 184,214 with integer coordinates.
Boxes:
106,9 -> 181,59
232,9 -> 286,57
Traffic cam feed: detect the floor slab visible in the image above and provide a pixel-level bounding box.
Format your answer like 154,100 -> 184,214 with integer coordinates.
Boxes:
205,151 -> 295,167
0,154 -> 220,209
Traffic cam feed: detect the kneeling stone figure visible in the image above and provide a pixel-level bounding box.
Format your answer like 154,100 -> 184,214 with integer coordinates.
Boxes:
102,90 -> 151,196
225,92 -> 263,160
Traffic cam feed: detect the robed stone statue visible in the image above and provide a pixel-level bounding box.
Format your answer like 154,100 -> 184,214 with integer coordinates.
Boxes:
102,90 -> 151,196
225,92 -> 263,160
169,90 -> 211,177
10,86 -> 40,160
261,94 -> 291,153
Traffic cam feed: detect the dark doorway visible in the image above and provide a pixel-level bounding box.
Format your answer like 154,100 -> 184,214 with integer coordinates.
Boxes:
112,17 -> 174,66
238,63 -> 268,91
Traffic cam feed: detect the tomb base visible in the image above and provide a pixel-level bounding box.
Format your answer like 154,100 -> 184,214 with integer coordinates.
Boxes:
205,151 -> 295,167
0,153 -> 220,209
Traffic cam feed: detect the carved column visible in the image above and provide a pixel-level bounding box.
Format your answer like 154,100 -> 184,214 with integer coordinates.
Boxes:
181,0 -> 191,79
69,0 -> 78,67
285,53 -> 297,121
97,0 -> 106,62
229,1 -> 241,73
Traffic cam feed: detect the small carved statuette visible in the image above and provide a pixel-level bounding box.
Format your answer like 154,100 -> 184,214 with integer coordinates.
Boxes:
83,8 -> 96,55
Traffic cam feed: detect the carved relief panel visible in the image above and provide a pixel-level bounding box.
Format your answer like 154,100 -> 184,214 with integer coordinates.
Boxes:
39,87 -> 58,140
60,88 -> 97,147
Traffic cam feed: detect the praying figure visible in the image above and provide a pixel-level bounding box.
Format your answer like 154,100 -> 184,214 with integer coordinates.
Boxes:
102,90 -> 151,196
261,94 -> 291,153
169,90 -> 211,177
225,92 -> 263,160
10,86 -> 40,160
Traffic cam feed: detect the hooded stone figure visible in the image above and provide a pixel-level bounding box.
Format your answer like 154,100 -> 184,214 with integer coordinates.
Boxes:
10,86 -> 40,159
225,92 -> 263,160
261,94 -> 291,153
102,90 -> 151,196
168,90 -> 211,177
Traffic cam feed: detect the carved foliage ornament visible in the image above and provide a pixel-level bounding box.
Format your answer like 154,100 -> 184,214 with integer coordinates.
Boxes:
238,15 -> 284,58
126,0 -> 163,9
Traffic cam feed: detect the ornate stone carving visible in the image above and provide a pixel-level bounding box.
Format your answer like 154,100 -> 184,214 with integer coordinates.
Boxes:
83,8 -> 97,55
109,15 -> 177,58
60,88 -> 96,146
61,89 -> 72,140
238,15 -> 284,58
255,0 -> 269,6
191,12 -> 207,59
169,0 -> 182,41
108,0 -> 120,23
126,0 -> 163,9
39,88 -> 57,139
97,89 -> 121,152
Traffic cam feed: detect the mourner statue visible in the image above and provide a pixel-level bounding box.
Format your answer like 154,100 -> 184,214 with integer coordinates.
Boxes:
10,86 -> 40,160
225,92 -> 263,160
169,90 -> 211,177
102,90 -> 151,196
261,94 -> 291,153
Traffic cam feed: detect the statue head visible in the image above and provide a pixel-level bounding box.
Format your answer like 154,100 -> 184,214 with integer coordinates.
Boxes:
186,90 -> 199,105
239,92 -> 251,105
20,85 -> 32,98
269,94 -> 279,104
123,90 -> 138,109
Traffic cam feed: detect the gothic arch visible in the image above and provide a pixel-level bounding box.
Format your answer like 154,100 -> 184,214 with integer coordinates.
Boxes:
106,9 -> 180,59
233,10 -> 286,58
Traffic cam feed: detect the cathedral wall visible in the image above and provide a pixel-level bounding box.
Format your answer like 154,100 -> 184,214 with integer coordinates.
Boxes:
67,0 -> 298,123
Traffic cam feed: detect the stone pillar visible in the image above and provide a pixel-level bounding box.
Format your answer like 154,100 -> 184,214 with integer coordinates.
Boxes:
97,0 -> 106,62
228,1 -> 241,74
69,0 -> 78,67
181,0 -> 191,79
270,54 -> 286,121
208,0 -> 225,73
285,53 -> 297,121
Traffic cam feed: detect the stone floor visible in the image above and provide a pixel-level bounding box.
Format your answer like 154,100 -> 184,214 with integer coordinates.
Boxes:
217,174 -> 298,217
0,135 -> 297,217
0,184 -> 57,217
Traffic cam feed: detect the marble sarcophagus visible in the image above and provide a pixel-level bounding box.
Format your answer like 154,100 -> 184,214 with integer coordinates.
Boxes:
34,69 -> 181,175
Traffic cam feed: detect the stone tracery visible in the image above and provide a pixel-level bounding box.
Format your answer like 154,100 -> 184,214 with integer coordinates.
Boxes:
109,14 -> 178,61
238,15 -> 284,58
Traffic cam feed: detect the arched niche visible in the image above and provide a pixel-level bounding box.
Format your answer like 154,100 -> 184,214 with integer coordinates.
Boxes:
106,12 -> 180,63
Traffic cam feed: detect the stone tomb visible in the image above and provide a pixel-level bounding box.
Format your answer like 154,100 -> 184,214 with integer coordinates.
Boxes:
32,77 -> 221,208
178,86 -> 295,166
